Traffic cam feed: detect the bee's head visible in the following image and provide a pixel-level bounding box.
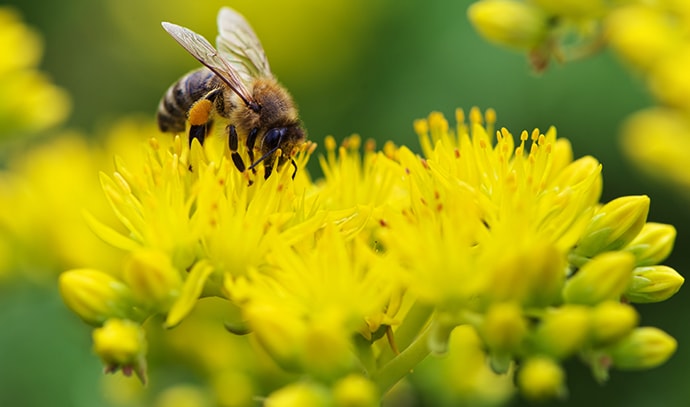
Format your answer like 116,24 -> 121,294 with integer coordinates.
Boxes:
251,124 -> 306,178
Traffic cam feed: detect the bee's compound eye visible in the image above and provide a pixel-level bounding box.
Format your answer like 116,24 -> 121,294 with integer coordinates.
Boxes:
263,127 -> 288,151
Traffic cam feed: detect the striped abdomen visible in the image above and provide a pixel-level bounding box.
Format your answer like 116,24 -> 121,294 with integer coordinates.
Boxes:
156,68 -> 221,133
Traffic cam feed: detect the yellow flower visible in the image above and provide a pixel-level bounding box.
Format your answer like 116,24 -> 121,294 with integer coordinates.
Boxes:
59,108 -> 681,404
0,6 -> 70,138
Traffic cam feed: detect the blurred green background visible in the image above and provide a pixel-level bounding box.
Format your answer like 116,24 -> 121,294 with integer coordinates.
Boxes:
1,0 -> 688,406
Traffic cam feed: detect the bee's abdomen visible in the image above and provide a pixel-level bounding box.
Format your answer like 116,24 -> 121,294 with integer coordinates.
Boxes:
157,68 -> 218,133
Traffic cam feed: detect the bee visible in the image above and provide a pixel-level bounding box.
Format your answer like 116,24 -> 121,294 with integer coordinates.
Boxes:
157,7 -> 305,179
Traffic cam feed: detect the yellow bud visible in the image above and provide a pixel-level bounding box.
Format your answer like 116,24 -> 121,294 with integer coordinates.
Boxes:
625,265 -> 684,303
609,327 -> 677,370
301,317 -> 354,380
333,375 -> 379,407
590,301 -> 638,346
154,385 -> 209,407
532,0 -> 604,19
574,196 -> 649,260
606,5 -> 682,71
487,242 -> 565,307
625,223 -> 676,266
564,251 -> 635,305
244,303 -> 304,371
59,269 -> 137,326
212,371 -> 254,407
533,306 -> 590,359
92,318 -> 147,383
650,46 -> 690,111
518,357 -> 566,401
123,249 -> 183,312
481,302 -> 527,354
468,0 -> 549,50
265,383 -> 329,407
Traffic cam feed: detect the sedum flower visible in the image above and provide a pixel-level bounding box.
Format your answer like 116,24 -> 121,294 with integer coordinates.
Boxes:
93,318 -> 148,384
60,107 -> 681,404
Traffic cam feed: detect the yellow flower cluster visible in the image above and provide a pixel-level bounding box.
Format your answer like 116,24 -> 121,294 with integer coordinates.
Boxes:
59,108 -> 682,404
0,6 -> 70,139
467,0 -> 690,193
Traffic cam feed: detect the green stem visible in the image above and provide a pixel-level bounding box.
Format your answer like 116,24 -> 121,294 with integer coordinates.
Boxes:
374,322 -> 433,395
377,301 -> 433,366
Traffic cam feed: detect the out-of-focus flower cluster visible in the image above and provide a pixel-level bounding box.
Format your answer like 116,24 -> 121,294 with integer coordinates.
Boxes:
467,0 -> 690,194
0,6 -> 70,140
57,106 -> 682,405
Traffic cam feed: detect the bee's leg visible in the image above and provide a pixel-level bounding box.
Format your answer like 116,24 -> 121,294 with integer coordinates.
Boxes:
227,124 -> 246,172
246,128 -> 259,169
290,159 -> 298,180
187,89 -> 222,146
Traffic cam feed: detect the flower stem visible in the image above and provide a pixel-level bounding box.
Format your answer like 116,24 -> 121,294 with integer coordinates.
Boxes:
374,321 -> 432,396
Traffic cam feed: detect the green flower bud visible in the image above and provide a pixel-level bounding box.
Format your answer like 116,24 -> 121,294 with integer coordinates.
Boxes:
563,251 -> 634,305
468,0 -> 549,50
59,269 -> 138,326
265,382 -> 330,407
625,265 -> 684,303
518,357 -> 566,401
333,375 -> 379,407
625,222 -> 676,266
481,302 -> 527,354
123,249 -> 183,312
92,318 -> 148,384
574,196 -> 650,261
609,327 -> 677,370
532,305 -> 590,359
590,301 -> 638,346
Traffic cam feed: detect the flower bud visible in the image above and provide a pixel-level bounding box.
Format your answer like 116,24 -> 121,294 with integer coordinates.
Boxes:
563,251 -> 635,305
154,385 -> 209,407
265,382 -> 330,407
609,327 -> 677,370
518,357 -> 566,401
93,318 -> 147,384
531,0 -> 604,19
333,375 -> 379,407
590,301 -> 638,346
123,249 -> 183,312
301,315 -> 355,380
468,0 -> 548,50
606,5 -> 682,71
59,269 -> 137,326
244,303 -> 304,372
532,305 -> 590,359
481,302 -> 527,354
625,222 -> 676,266
625,265 -> 684,303
573,196 -> 649,260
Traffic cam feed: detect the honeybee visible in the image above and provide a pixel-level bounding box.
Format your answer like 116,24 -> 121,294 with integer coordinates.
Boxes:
157,7 -> 305,178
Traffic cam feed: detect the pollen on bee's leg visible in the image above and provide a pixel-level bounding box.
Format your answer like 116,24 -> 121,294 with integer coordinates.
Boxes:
188,99 -> 213,126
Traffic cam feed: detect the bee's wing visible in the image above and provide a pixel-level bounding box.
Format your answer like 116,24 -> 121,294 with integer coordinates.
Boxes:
162,21 -> 256,107
216,7 -> 273,83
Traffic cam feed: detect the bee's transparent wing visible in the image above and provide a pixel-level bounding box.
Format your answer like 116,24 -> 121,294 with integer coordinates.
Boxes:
216,7 -> 273,83
162,21 -> 256,107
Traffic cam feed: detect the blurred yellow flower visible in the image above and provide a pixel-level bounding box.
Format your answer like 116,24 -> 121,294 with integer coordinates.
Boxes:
0,6 -> 70,138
